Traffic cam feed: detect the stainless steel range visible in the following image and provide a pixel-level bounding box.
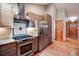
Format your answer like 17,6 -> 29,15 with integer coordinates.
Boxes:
12,3 -> 34,56
13,35 -> 34,56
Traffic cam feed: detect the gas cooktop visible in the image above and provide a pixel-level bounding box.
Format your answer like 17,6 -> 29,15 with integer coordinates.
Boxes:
12,35 -> 33,41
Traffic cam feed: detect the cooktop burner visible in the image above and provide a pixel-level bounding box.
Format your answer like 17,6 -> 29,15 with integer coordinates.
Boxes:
12,35 -> 33,40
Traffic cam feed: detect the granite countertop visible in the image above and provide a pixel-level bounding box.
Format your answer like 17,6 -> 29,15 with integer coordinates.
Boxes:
0,35 -> 38,45
0,39 -> 15,45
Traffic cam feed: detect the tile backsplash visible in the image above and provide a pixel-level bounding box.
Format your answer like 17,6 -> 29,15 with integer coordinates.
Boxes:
0,28 -> 11,39
13,23 -> 26,35
26,27 -> 38,37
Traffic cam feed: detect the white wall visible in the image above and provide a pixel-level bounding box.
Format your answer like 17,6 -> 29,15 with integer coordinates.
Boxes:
56,9 -> 66,20
25,4 -> 46,15
46,4 -> 56,41
10,3 -> 19,16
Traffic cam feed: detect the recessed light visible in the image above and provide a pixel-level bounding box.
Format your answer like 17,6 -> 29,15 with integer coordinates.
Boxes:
69,17 -> 77,22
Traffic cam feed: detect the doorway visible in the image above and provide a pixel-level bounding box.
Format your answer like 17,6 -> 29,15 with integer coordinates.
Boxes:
55,20 -> 63,41
66,21 -> 78,39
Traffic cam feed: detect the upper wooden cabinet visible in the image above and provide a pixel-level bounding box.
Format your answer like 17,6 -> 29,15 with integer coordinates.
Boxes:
0,4 -> 14,27
38,15 -> 44,21
26,12 -> 44,21
27,12 -> 39,21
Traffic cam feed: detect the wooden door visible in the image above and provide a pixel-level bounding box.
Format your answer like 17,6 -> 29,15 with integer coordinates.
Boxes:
66,22 -> 70,37
69,22 -> 78,38
55,20 -> 63,41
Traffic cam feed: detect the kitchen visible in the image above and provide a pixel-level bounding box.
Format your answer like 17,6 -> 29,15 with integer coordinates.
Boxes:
1,3 -> 79,56
0,3 -> 52,56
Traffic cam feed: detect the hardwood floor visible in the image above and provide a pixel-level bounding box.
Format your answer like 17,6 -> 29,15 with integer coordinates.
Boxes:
35,37 -> 79,56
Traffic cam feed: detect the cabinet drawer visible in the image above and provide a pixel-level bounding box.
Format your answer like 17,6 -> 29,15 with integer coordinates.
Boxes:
0,42 -> 17,56
0,42 -> 16,50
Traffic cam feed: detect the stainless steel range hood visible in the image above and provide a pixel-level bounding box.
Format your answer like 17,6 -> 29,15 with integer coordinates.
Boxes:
14,3 -> 34,28
15,3 -> 25,20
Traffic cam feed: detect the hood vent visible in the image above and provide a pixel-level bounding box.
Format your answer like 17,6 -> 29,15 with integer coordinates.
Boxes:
15,3 -> 25,20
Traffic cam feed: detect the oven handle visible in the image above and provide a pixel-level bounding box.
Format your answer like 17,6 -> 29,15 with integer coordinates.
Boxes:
18,41 -> 33,47
17,41 -> 33,56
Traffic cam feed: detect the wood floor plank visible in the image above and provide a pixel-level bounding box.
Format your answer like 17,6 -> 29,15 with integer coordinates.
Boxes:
35,38 -> 79,56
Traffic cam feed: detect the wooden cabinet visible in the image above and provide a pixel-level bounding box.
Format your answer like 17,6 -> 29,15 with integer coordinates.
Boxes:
0,4 -> 13,27
55,20 -> 63,41
38,14 -> 52,51
39,35 -> 45,51
38,15 -> 44,21
0,42 -> 17,56
26,12 -> 44,21
33,37 -> 39,54
27,12 -> 39,21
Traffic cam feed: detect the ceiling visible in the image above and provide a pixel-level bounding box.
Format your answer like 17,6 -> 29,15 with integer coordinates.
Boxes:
33,3 -> 50,5
55,3 -> 79,18
34,3 -> 79,18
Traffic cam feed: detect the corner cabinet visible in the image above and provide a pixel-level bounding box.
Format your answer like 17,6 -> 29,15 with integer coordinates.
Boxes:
0,4 -> 14,27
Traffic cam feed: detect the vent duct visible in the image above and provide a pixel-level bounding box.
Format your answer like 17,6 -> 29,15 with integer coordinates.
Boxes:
16,3 -> 25,19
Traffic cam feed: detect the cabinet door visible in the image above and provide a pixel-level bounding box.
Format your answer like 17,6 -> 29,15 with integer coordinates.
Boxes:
27,12 -> 39,21
1,4 -> 13,27
39,35 -> 45,51
0,42 -> 17,56
43,34 -> 48,48
33,37 -> 39,53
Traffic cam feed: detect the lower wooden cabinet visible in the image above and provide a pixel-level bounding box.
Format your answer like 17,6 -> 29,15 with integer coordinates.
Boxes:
33,37 -> 39,54
38,35 -> 45,51
0,42 -> 17,56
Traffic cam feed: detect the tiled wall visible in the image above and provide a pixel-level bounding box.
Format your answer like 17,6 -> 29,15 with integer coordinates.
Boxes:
13,23 -> 26,35
0,28 -> 11,39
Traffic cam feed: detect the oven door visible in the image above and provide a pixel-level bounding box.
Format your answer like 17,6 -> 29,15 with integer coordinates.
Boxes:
18,41 -> 33,56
